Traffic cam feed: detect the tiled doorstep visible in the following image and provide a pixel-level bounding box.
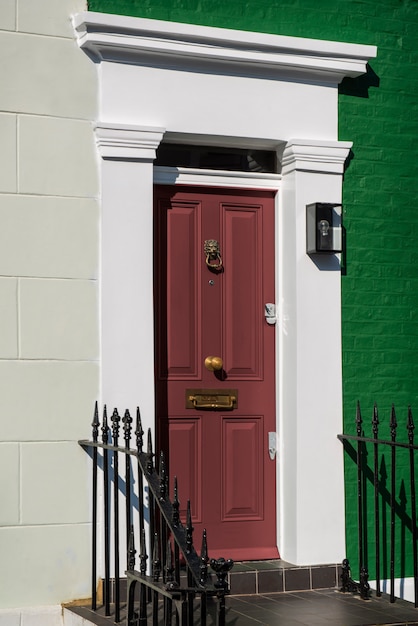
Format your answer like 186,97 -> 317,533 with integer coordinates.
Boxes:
97,562 -> 341,598
226,589 -> 418,626
228,561 -> 341,596
66,589 -> 418,626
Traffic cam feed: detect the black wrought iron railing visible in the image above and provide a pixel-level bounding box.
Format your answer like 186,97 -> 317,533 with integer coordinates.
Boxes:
338,401 -> 418,607
79,403 -> 233,626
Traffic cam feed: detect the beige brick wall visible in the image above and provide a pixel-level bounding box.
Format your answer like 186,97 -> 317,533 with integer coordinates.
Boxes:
0,0 -> 99,612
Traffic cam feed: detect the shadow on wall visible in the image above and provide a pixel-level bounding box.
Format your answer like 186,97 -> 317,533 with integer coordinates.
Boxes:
338,63 -> 380,276
339,63 -> 380,99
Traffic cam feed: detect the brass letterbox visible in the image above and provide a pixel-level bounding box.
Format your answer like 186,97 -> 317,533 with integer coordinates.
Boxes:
186,389 -> 238,410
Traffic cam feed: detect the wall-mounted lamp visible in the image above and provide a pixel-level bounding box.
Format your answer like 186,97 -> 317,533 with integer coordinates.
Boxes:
306,202 -> 342,255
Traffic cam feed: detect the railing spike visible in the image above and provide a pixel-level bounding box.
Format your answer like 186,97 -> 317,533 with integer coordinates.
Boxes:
390,404 -> 398,441
372,403 -> 379,438
146,429 -> 154,474
186,500 -> 194,554
102,405 -> 109,444
355,401 -> 362,437
92,401 -> 99,442
128,525 -> 136,571
159,451 -> 167,501
135,406 -> 144,452
147,429 -> 153,453
199,529 -> 209,585
172,476 -> 180,527
408,405 -> 415,444
123,409 -> 133,448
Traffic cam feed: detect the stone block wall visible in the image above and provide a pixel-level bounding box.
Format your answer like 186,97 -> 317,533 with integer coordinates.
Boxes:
0,0 -> 99,617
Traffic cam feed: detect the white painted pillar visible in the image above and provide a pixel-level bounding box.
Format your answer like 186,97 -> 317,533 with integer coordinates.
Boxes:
96,123 -> 165,436
277,139 -> 352,565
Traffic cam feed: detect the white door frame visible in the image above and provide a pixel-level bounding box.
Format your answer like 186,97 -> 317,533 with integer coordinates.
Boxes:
75,12 -> 377,565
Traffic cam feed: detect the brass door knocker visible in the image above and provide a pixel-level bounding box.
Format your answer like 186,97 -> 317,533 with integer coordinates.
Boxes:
204,239 -> 223,270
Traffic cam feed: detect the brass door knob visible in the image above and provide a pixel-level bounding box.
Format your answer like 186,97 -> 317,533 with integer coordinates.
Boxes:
204,356 -> 223,371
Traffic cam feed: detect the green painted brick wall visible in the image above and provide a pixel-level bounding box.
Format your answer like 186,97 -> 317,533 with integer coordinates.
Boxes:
88,0 -> 418,577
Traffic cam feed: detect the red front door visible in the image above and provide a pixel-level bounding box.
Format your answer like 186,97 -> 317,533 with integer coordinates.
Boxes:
155,185 -> 278,560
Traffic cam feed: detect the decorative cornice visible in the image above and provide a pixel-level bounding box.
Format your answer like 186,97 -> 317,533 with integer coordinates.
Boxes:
281,139 -> 353,175
95,123 -> 165,160
73,12 -> 377,84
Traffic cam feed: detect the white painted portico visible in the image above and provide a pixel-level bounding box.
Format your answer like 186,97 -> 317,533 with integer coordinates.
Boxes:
74,12 -> 376,566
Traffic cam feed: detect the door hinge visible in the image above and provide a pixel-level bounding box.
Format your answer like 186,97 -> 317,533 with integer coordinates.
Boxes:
265,303 -> 277,325
268,432 -> 278,460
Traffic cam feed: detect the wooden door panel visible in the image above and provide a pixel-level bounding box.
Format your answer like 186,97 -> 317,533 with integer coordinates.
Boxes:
223,204 -> 263,379
168,417 -> 202,521
157,199 -> 202,380
222,416 -> 263,520
155,185 -> 278,560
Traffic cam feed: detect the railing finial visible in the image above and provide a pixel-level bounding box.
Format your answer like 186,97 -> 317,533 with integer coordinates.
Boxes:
123,409 -> 133,448
92,401 -> 100,442
159,451 -> 167,501
111,408 -> 120,444
172,476 -> 180,527
135,407 -> 144,452
355,400 -> 363,437
408,405 -> 415,444
210,557 -> 234,592
359,566 -> 370,600
372,403 -> 379,438
390,404 -> 398,441
186,500 -> 194,554
101,405 -> 109,444
146,428 -> 154,474
199,529 -> 209,585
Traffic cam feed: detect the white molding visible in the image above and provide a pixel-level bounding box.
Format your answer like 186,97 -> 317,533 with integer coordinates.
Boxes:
282,139 -> 353,174
153,166 -> 281,189
74,8 -> 375,565
73,12 -> 376,83
95,123 -> 165,160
